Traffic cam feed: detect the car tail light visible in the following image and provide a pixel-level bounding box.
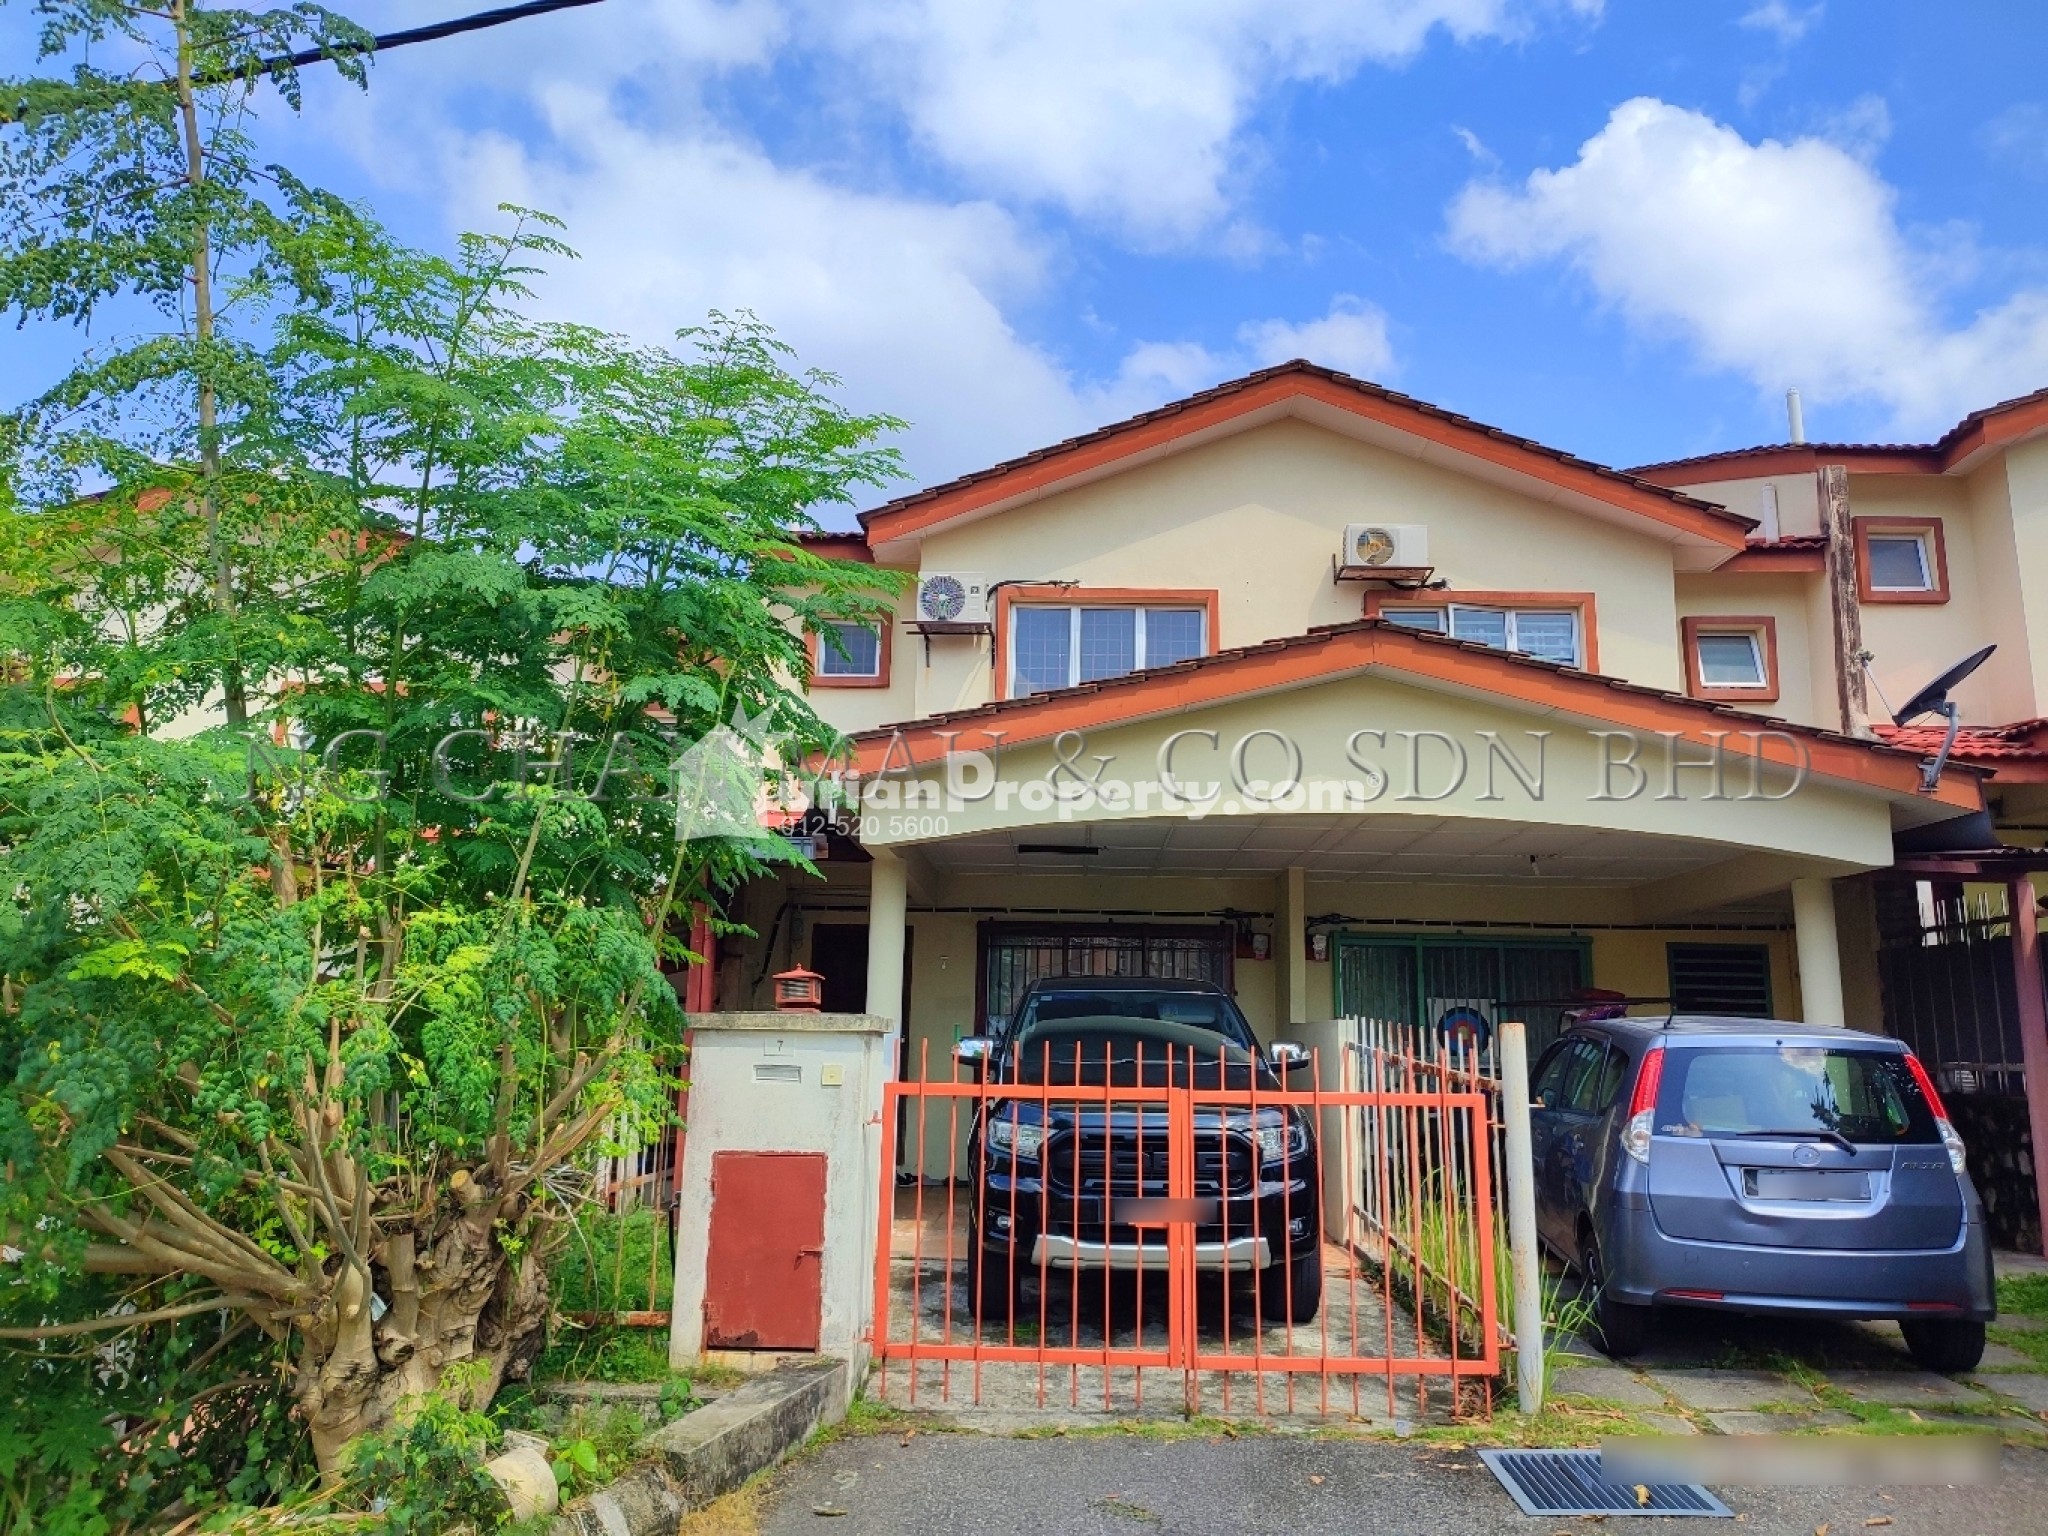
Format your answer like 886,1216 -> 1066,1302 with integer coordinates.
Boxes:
1620,1047 -> 1664,1166
1904,1052 -> 1967,1176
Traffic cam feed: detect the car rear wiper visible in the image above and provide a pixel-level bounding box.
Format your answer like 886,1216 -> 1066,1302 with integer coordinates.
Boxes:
1726,1128 -> 1859,1157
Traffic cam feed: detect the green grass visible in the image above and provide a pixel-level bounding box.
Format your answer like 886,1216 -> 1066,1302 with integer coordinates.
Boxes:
805,1395 -> 921,1450
1990,1323 -> 2048,1367
1997,1273 -> 2048,1319
553,1205 -> 675,1315
531,1324 -> 676,1384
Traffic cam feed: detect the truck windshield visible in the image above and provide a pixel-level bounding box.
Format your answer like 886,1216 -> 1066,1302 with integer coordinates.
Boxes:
1654,1046 -> 1939,1145
1010,988 -> 1256,1049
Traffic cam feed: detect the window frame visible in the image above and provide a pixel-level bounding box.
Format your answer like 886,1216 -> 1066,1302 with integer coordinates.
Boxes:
994,586 -> 1220,700
1853,516 -> 1949,605
1364,589 -> 1598,671
807,617 -> 892,689
1679,614 -> 1780,704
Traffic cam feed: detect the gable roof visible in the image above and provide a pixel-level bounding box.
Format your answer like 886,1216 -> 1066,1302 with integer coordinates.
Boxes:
856,361 -> 1756,561
1628,385 -> 2048,484
836,617 -> 1982,813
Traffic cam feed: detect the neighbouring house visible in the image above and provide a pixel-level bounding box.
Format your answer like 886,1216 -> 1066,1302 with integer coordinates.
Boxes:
701,362 -> 2048,1249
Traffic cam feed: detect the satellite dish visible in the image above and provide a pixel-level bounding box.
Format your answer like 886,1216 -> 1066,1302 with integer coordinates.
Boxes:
1894,644 -> 1996,726
1892,644 -> 1995,793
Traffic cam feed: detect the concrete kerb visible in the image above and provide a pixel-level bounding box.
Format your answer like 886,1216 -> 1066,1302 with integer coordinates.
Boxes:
547,1358 -> 849,1536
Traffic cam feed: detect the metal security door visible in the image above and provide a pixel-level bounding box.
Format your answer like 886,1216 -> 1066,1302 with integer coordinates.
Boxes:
704,1151 -> 826,1350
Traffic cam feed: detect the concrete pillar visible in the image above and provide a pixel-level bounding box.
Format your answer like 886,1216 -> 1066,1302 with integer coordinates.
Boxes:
1278,865 -> 1308,1029
1791,876 -> 1846,1027
865,849 -> 908,1031
2008,875 -> 2048,1259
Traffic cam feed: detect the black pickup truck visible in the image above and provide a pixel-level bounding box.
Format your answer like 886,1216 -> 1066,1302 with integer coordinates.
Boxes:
954,977 -> 1322,1323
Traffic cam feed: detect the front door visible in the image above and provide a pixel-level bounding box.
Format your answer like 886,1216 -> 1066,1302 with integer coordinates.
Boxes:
810,923 -> 870,1012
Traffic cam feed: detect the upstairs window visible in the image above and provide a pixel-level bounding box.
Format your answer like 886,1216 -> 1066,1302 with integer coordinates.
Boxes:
1866,535 -> 1932,591
1681,616 -> 1779,702
1380,603 -> 1583,667
1854,517 -> 1949,604
812,619 -> 889,686
1009,604 -> 1209,696
1697,632 -> 1766,687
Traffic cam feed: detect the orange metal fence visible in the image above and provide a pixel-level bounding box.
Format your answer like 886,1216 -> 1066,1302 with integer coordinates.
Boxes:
1346,1017 -> 1512,1356
871,1036 -> 1501,1421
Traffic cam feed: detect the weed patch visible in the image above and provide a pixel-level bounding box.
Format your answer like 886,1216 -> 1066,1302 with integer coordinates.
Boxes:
1997,1274 -> 2048,1319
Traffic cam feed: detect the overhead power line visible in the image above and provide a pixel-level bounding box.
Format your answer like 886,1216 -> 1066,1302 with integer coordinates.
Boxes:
252,0 -> 609,76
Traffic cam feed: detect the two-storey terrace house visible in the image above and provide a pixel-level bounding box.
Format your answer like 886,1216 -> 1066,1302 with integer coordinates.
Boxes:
701,363 -> 2048,1245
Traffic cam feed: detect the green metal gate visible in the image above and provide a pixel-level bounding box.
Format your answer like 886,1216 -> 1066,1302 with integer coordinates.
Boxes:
1333,934 -> 1590,1059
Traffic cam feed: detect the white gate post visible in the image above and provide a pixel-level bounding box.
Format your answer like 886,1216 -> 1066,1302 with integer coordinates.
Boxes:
1498,1020 -> 1544,1414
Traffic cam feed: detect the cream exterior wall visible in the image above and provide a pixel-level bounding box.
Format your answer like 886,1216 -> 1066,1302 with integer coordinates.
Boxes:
1964,460 -> 2040,723
1673,572 -> 1821,726
800,584 -> 920,737
1669,472 -> 1822,538
860,675 -> 1902,873
801,422 -> 2048,757
1846,475 -> 2006,726
1659,458 -> 2048,730
894,416 -> 1687,724
2003,437 -> 2048,720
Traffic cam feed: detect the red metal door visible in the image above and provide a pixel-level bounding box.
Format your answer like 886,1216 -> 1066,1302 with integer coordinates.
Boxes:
704,1150 -> 827,1350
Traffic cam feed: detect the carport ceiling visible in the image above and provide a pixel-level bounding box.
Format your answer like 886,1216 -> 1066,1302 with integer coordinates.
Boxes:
912,814 -> 1745,885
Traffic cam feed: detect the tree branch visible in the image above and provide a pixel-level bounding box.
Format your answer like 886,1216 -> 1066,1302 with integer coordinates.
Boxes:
0,1295 -> 231,1339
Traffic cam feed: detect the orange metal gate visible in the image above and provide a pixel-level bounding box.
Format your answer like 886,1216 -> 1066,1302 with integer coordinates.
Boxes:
870,1038 -> 1501,1420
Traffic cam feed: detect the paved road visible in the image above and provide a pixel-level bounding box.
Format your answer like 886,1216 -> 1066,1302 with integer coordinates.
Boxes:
757,1432 -> 2048,1536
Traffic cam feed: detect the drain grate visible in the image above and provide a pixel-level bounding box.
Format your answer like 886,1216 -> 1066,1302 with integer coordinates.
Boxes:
1479,1450 -> 1732,1518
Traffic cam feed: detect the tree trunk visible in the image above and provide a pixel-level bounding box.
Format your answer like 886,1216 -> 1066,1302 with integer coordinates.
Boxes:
299,1207 -> 552,1477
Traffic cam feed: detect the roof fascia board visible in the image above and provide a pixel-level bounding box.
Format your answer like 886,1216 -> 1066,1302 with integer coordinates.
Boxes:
1631,392 -> 2048,485
835,625 -> 1982,813
861,368 -> 1753,554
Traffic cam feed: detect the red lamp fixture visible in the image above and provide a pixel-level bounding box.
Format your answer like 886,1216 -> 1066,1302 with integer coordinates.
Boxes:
771,967 -> 825,1012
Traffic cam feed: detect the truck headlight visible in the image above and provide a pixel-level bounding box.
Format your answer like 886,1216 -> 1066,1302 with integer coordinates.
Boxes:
987,1116 -> 1045,1161
1254,1119 -> 1308,1165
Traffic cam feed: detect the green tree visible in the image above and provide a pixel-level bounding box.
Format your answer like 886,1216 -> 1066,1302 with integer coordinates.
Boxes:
1,0 -> 376,730
0,1 -> 903,1481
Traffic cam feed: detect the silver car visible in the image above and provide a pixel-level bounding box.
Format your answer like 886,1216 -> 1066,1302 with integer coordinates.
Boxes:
1530,1016 -> 1996,1371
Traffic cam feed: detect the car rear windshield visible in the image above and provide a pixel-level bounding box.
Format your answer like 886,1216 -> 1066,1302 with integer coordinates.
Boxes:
1011,988 -> 1255,1047
1654,1045 -> 1939,1145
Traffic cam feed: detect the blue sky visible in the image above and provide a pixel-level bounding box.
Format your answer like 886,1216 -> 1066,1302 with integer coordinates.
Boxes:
8,1 -> 2048,518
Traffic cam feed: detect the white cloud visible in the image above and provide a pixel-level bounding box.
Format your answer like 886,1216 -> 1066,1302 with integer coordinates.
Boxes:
1079,297 -> 1398,422
1444,97 -> 2048,434
1982,103 -> 2048,179
1240,296 -> 1396,378
1739,2 -> 1823,46
425,89 -> 1093,491
1452,125 -> 1501,169
407,87 -> 1400,494
296,3 -> 1443,491
1809,93 -> 1891,163
811,1 -> 1603,244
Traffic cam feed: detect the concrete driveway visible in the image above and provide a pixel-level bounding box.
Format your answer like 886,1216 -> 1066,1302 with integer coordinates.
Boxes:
756,1431 -> 2048,1535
